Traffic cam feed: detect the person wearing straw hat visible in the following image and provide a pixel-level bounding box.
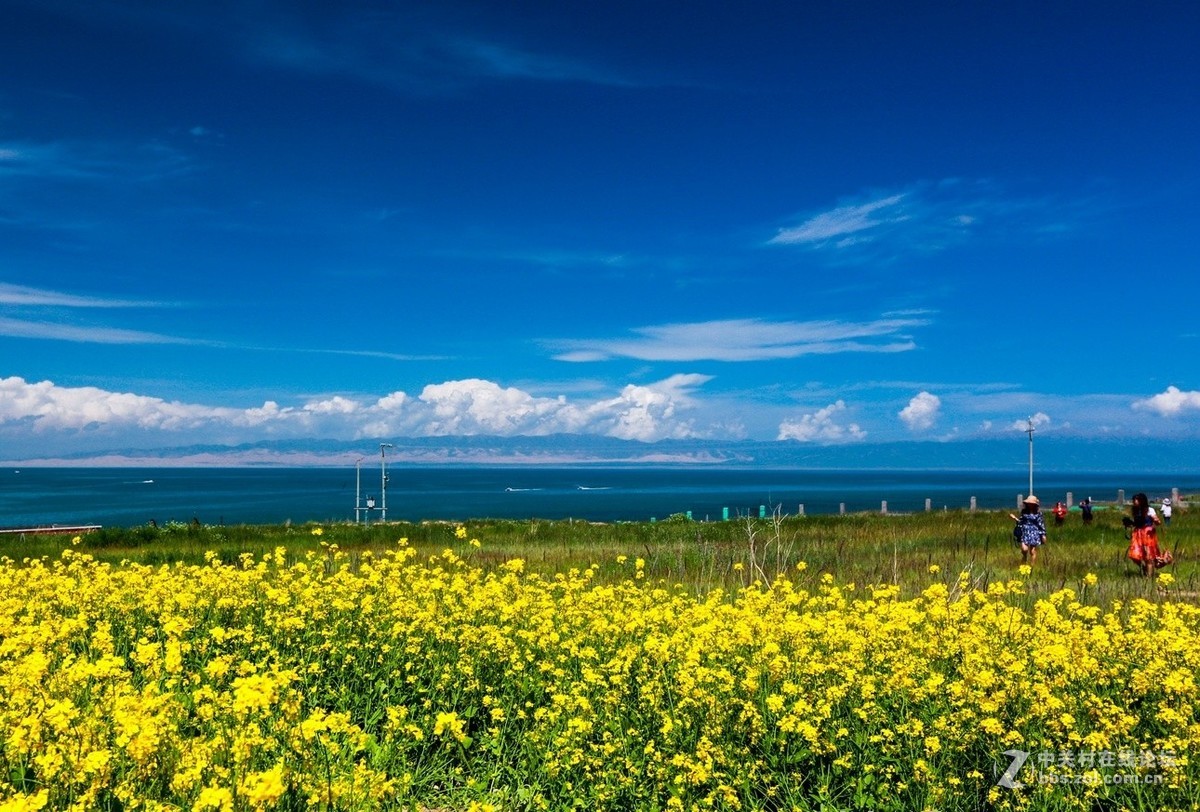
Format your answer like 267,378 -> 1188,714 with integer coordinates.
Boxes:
1010,495 -> 1047,565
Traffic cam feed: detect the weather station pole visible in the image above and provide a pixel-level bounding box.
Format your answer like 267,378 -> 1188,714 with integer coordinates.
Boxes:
380,443 -> 394,522
355,457 -> 363,524
1025,417 -> 1036,497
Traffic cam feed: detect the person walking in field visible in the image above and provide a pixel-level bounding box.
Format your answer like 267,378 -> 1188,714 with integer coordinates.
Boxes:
1125,492 -> 1164,577
1162,498 -> 1173,526
1080,497 -> 1094,525
1010,495 -> 1047,565
1052,501 -> 1067,526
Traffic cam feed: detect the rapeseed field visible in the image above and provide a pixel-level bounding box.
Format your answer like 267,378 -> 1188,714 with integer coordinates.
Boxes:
0,533 -> 1196,811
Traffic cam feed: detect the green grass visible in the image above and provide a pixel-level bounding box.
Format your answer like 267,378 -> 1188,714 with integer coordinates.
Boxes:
8,504 -> 1196,605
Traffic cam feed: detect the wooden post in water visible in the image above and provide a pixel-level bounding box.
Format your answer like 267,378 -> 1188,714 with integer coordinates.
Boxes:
970,496 -> 977,513
839,502 -> 846,515
798,504 -> 805,516
925,498 -> 932,512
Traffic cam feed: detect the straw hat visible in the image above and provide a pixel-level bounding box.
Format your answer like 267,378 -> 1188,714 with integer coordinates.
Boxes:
1023,495 -> 1040,506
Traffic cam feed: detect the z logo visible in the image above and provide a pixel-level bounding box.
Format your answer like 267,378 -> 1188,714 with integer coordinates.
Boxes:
997,749 -> 1030,789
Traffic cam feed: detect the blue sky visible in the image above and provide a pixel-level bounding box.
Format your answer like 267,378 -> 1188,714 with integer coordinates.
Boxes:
1,0 -> 1198,462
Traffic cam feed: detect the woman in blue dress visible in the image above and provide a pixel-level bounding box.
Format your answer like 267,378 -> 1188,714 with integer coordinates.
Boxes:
1010,495 -> 1047,565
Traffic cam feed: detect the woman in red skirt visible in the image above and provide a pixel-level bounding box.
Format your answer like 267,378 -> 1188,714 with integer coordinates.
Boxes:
1125,492 -> 1163,577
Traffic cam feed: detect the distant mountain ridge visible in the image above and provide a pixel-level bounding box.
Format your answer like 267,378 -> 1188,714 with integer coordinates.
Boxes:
5,434 -> 1197,473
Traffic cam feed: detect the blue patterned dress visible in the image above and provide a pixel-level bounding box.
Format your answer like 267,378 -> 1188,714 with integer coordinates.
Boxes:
1013,512 -> 1046,547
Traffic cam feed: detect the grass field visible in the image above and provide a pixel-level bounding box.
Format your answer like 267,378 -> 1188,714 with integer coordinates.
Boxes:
13,503 -> 1197,604
1,506 -> 1196,810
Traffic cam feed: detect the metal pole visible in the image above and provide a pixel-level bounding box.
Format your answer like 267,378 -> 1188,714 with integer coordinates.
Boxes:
1025,417 -> 1035,496
355,458 -> 363,524
380,443 -> 394,522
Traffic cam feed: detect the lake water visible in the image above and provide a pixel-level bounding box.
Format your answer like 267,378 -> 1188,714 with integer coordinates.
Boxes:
2,467 -> 1196,529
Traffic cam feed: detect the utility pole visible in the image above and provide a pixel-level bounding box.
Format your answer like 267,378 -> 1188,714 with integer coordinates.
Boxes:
355,457 -> 364,524
380,443 -> 394,522
1025,417 -> 1036,497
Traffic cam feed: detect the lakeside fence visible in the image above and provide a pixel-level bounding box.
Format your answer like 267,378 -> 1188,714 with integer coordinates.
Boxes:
652,488 -> 1184,522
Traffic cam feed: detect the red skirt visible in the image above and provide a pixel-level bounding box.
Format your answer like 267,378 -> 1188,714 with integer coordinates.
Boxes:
1128,527 -> 1160,563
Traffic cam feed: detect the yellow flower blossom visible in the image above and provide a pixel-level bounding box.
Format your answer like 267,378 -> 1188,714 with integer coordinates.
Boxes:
240,765 -> 286,805
0,530 -> 1197,811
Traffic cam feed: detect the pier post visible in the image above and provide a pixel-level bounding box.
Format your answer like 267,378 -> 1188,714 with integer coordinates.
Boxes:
970,496 -> 977,513
722,506 -> 729,521
839,502 -> 846,515
798,504 -> 804,516
925,498 -> 932,512
1066,492 -> 1073,508
759,505 -> 766,519
881,500 -> 888,515
1117,489 -> 1125,505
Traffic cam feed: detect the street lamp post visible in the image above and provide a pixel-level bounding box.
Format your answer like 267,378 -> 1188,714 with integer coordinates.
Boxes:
355,457 -> 364,524
1025,417 -> 1036,497
380,443 -> 394,522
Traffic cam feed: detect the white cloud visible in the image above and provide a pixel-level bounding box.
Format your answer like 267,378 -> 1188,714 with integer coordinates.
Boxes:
240,401 -> 292,426
578,374 -> 712,441
0,283 -> 186,346
0,282 -> 165,308
1132,386 -> 1200,417
552,316 -> 928,362
768,194 -> 907,245
418,379 -> 570,436
303,395 -> 361,415
0,138 -> 190,182
899,391 -> 941,432
1010,412 -> 1051,431
0,374 -> 713,446
0,316 -> 200,345
410,374 -> 712,441
777,400 -> 866,443
445,38 -> 634,86
375,392 -> 409,411
765,179 -> 1088,260
0,376 -> 235,431
241,11 -> 637,94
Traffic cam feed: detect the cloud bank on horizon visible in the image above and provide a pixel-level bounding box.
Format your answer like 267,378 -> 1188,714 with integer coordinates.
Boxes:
1,1 -> 1197,462
2,374 -> 1196,461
